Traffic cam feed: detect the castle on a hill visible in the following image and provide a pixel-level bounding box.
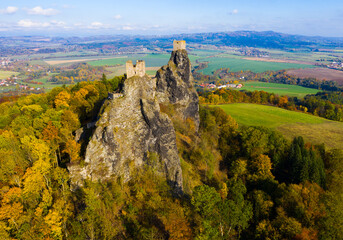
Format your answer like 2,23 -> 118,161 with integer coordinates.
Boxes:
126,60 -> 145,78
173,40 -> 186,51
126,40 -> 186,78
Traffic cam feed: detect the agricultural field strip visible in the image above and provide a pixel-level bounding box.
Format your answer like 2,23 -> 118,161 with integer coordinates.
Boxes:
287,68 -> 343,85
216,103 -> 343,149
45,56 -> 128,65
88,54 -> 172,67
240,81 -> 320,98
195,56 -> 316,74
241,57 -> 314,65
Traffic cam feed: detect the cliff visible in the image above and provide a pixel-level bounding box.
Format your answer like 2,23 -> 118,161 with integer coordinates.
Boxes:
156,49 -> 200,129
69,46 -> 198,194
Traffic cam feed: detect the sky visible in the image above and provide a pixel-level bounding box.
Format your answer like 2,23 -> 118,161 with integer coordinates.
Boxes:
0,0 -> 343,37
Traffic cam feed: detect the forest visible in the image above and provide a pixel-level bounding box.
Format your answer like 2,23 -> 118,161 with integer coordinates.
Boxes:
0,75 -> 342,240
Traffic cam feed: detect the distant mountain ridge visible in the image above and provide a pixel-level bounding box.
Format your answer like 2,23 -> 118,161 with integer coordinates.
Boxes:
2,31 -> 343,56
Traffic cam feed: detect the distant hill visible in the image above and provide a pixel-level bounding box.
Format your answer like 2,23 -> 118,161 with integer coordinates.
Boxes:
2,31 -> 343,56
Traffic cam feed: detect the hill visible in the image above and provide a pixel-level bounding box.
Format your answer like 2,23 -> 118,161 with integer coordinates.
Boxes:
217,103 -> 343,149
1,40 -> 343,240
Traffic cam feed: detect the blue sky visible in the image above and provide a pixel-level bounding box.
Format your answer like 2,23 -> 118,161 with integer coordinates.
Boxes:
0,0 -> 342,37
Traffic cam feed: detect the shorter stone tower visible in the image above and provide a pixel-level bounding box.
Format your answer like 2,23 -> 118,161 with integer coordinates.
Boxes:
126,60 -> 146,78
173,40 -> 186,51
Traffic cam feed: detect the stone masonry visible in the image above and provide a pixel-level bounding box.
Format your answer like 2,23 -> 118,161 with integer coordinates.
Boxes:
126,60 -> 146,78
173,40 -> 186,51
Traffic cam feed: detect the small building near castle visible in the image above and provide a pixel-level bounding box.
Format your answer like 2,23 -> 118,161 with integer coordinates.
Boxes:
173,40 -> 186,51
126,60 -> 146,78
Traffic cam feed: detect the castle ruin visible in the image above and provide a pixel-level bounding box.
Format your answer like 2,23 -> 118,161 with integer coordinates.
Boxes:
173,40 -> 186,51
126,60 -> 146,78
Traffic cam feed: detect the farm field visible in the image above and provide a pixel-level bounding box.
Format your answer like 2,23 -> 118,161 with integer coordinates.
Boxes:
287,68 -> 343,86
88,57 -> 128,66
0,70 -> 19,79
15,50 -> 100,61
88,54 -> 172,67
257,48 -> 343,63
89,53 -> 200,67
44,55 -> 121,65
242,57 -> 313,65
189,49 -> 224,57
241,81 -> 320,97
196,57 -> 316,74
217,103 -> 343,149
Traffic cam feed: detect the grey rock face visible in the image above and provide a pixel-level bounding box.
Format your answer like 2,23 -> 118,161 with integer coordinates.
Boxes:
70,75 -> 183,193
156,49 -> 200,129
69,49 -> 199,194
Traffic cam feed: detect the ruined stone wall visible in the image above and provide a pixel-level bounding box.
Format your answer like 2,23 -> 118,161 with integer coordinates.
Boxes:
126,60 -> 146,78
173,40 -> 186,51
135,60 -> 145,77
126,60 -> 136,78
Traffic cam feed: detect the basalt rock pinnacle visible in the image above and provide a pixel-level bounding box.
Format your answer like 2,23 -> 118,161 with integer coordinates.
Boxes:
156,49 -> 200,129
69,42 -> 199,194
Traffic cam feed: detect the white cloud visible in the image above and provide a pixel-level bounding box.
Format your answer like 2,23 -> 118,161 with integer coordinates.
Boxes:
18,20 -> 50,28
91,22 -> 103,27
0,6 -> 18,14
17,19 -> 66,29
122,25 -> 134,30
114,15 -> 122,19
88,22 -> 108,29
27,6 -> 59,16
230,9 -> 238,14
50,20 -> 66,27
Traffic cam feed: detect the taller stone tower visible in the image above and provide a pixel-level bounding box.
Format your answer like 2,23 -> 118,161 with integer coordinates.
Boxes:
173,40 -> 186,51
156,40 -> 200,130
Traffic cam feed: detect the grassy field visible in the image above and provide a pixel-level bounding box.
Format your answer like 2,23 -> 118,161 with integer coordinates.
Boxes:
88,57 -> 128,66
189,49 -> 224,57
197,57 -> 316,74
0,71 -> 19,79
89,53 -> 200,68
241,81 -> 321,97
216,103 -> 343,149
88,54 -> 172,67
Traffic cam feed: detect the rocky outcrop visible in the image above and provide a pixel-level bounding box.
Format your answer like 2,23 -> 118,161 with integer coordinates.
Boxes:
69,47 -> 199,194
156,49 -> 200,129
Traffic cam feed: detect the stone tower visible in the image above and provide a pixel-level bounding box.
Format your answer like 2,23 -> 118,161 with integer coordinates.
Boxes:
126,60 -> 146,78
173,40 -> 186,51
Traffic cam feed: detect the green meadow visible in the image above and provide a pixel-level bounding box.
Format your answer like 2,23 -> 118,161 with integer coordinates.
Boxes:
0,71 -> 19,79
216,103 -> 343,149
89,53 -> 200,67
197,57 -> 316,74
88,54 -> 171,67
241,81 -> 320,98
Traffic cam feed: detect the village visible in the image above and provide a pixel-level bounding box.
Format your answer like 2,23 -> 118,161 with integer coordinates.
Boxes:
198,82 -> 243,89
328,61 -> 343,70
0,75 -> 42,93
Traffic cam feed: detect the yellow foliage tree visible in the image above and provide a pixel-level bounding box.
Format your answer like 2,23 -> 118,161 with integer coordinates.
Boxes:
250,154 -> 274,181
